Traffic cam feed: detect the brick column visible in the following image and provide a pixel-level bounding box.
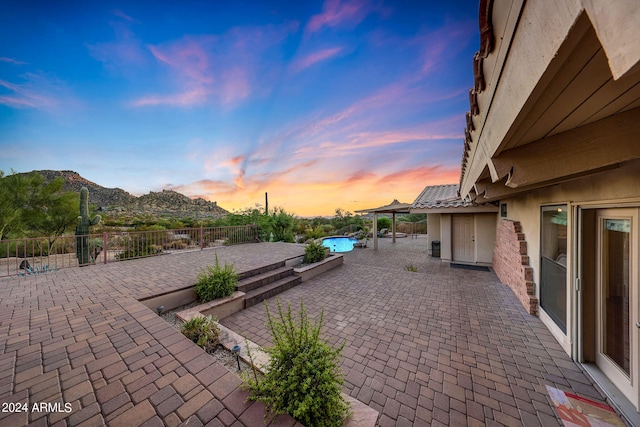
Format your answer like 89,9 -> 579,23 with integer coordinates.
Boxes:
492,219 -> 538,315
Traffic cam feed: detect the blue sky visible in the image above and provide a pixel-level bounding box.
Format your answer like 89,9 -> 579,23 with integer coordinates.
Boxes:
0,0 -> 479,216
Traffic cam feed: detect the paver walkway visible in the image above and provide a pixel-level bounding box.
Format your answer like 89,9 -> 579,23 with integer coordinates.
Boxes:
0,243 -> 305,427
222,237 -> 613,426
0,238 -> 614,426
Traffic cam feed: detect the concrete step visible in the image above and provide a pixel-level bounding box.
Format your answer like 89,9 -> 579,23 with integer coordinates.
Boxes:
236,265 -> 295,293
244,275 -> 302,308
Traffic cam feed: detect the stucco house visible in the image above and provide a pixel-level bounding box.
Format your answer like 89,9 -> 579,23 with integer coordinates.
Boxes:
443,0 -> 640,422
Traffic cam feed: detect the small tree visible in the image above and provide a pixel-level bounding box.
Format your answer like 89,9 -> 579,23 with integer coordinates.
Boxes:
270,207 -> 295,242
23,177 -> 79,252
0,170 -> 45,240
243,299 -> 350,426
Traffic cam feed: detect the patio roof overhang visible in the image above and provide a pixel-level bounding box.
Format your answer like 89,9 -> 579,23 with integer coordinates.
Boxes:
355,199 -> 412,251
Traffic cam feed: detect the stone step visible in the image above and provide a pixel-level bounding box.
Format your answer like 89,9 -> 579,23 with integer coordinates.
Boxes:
236,265 -> 295,293
244,275 -> 302,308
237,261 -> 285,281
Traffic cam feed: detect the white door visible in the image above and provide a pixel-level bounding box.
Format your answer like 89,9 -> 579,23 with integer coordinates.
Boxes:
595,208 -> 639,408
453,215 -> 475,263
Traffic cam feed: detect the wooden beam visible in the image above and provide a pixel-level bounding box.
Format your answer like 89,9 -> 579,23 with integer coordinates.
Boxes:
474,164 -> 621,202
373,213 -> 378,251
491,108 -> 640,188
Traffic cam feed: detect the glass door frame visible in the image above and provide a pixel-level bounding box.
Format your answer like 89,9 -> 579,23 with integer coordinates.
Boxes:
595,208 -> 639,408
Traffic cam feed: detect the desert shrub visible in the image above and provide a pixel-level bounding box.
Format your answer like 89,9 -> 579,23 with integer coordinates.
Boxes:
321,224 -> 335,234
303,240 -> 327,264
163,240 -> 189,250
305,226 -> 325,240
377,217 -> 392,231
226,226 -> 255,245
243,300 -> 350,426
180,315 -> 220,352
194,254 -> 238,302
270,207 -> 296,242
115,236 -> 162,260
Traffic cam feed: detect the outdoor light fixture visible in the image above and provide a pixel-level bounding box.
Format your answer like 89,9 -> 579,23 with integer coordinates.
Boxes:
231,345 -> 241,371
156,306 -> 164,314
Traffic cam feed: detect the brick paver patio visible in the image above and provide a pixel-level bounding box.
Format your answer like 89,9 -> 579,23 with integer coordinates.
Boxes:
222,237 -> 613,426
0,243 -> 305,427
0,238 -> 613,426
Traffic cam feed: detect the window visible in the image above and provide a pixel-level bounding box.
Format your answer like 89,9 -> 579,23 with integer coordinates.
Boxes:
500,203 -> 507,218
540,205 -> 567,333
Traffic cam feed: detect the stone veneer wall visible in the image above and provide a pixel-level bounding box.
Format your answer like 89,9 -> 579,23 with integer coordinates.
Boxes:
492,219 -> 538,315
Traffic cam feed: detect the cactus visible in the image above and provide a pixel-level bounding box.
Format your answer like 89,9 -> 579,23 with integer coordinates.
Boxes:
75,187 -> 101,266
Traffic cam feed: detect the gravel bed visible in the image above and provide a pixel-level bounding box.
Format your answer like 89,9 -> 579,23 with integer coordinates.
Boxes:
159,303 -> 256,376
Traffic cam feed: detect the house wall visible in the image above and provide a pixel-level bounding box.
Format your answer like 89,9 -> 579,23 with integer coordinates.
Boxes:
427,213 -> 441,256
497,158 -> 640,351
502,158 -> 640,286
440,214 -> 452,261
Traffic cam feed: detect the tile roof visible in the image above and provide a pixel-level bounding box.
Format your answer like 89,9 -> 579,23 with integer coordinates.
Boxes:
411,184 -> 471,209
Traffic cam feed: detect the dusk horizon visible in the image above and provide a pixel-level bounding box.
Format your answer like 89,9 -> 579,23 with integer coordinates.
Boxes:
1,1 -> 479,217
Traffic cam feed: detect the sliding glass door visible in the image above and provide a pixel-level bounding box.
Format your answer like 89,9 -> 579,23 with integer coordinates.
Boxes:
541,205 -> 568,333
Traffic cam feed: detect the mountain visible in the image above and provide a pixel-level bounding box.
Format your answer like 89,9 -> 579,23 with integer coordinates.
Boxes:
31,170 -> 230,219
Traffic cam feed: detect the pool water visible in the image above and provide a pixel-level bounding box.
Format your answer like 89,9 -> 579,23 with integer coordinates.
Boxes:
322,237 -> 359,252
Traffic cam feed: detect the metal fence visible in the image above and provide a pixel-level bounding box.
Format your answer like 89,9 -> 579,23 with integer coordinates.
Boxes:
0,225 -> 258,278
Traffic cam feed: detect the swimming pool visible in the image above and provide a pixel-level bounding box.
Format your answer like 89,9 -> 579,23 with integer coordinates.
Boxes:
321,236 -> 359,253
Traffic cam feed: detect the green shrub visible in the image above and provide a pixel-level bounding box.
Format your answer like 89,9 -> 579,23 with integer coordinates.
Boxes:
243,300 -> 350,426
305,226 -> 325,240
303,240 -> 327,264
180,315 -> 220,352
194,254 -> 238,302
405,263 -> 418,272
377,217 -> 392,231
321,224 -> 335,234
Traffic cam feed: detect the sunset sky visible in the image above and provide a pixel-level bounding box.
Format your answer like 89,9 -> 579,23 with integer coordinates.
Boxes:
0,1 -> 479,217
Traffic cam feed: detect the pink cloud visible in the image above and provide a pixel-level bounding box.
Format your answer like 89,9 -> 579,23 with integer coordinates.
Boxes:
87,21 -> 148,73
171,179 -> 237,196
129,88 -> 210,107
0,57 -> 26,65
378,165 -> 460,186
290,47 -> 344,72
0,77 -> 58,109
132,23 -> 296,108
112,9 -> 137,23
416,20 -> 476,76
307,0 -> 371,33
148,38 -> 215,85
220,67 -> 250,105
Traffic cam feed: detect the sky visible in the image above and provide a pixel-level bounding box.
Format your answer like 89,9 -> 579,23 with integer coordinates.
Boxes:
0,0 -> 479,217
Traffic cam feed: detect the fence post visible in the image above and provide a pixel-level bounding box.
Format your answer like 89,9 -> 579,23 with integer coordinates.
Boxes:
103,233 -> 108,264
199,227 -> 204,250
